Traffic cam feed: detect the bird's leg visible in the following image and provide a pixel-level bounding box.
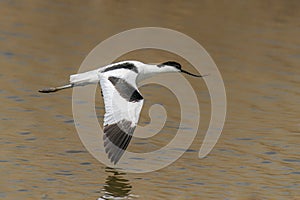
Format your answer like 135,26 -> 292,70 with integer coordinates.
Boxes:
38,84 -> 74,93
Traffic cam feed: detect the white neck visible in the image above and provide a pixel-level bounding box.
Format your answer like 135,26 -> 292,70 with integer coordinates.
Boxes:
136,63 -> 179,82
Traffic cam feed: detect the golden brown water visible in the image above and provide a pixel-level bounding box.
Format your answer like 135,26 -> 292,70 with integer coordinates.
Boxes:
1,0 -> 299,199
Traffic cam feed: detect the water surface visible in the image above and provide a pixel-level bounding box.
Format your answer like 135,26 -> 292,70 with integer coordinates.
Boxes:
1,0 -> 299,199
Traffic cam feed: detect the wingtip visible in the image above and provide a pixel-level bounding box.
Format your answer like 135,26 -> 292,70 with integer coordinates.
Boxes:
103,120 -> 136,165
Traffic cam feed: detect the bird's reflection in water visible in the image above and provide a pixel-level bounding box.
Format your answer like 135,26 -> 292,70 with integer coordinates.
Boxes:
98,167 -> 137,200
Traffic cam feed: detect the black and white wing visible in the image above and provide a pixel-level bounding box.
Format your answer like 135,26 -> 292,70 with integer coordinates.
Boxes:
99,63 -> 144,164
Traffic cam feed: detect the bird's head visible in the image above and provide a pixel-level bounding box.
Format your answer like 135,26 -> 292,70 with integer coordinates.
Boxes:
157,61 -> 205,77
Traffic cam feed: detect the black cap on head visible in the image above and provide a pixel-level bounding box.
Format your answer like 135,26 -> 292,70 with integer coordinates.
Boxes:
158,61 -> 181,69
158,61 -> 207,78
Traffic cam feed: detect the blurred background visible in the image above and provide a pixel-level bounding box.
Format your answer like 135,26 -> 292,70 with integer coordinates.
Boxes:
0,0 -> 299,199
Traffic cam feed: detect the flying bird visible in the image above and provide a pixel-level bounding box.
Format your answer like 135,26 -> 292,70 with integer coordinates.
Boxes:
39,61 -> 205,164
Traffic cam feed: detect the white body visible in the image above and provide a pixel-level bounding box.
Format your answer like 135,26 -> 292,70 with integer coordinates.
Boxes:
69,61 -> 179,86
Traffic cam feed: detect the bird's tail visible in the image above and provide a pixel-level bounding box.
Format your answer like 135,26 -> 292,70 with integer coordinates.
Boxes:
70,69 -> 99,86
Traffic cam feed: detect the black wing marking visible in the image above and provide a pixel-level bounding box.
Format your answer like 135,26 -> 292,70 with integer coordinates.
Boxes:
103,119 -> 136,164
102,62 -> 138,74
108,76 -> 143,102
